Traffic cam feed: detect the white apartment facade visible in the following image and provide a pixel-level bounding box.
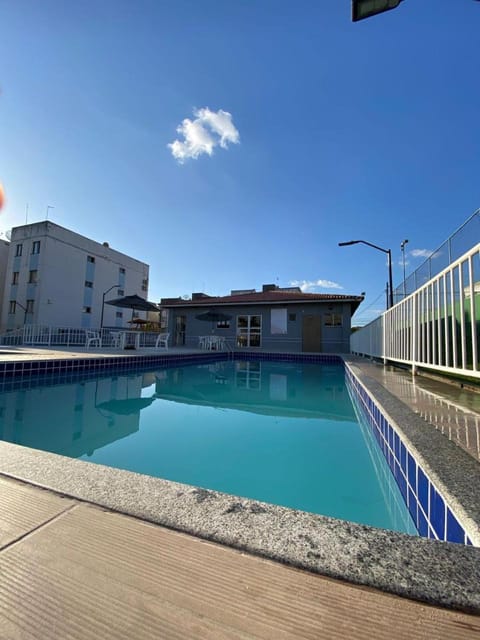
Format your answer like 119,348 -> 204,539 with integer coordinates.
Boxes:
1,221 -> 150,332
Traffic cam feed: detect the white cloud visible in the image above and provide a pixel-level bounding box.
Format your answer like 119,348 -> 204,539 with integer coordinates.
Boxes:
290,279 -> 343,292
410,248 -> 433,258
168,107 -> 240,162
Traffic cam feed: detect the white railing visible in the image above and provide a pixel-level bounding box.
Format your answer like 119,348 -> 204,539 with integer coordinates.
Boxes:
0,325 -> 164,349
352,243 -> 480,379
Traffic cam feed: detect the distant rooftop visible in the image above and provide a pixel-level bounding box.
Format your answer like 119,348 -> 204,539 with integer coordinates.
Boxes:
160,284 -> 364,313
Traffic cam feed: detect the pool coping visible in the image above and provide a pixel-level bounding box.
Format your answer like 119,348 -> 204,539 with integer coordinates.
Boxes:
0,351 -> 479,613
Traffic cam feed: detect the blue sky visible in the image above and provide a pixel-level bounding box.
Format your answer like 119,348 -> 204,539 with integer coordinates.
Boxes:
1,0 -> 479,324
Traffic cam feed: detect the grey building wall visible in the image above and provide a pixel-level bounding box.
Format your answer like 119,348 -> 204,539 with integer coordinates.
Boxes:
1,221 -> 149,331
164,301 -> 353,353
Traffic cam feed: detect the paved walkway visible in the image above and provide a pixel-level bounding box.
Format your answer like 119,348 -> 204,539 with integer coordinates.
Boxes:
1,476 -> 479,640
355,360 -> 480,462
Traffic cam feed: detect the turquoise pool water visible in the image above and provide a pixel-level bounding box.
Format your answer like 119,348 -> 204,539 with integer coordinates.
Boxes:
0,360 -> 417,534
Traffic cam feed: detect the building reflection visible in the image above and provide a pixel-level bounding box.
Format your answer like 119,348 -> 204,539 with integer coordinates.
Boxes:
154,361 -> 356,422
0,371 -> 156,458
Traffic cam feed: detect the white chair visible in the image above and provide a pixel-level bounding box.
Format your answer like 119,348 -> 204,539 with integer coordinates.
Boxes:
155,333 -> 169,350
110,331 -> 125,349
85,330 -> 101,349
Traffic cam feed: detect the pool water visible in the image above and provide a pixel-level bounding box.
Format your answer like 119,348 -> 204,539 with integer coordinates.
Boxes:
0,360 -> 417,534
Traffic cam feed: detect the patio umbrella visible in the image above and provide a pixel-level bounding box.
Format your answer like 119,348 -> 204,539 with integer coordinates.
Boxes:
106,294 -> 160,313
96,397 -> 156,416
195,309 -> 232,333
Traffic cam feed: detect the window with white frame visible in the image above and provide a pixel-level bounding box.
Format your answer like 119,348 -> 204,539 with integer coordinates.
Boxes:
29,270 -> 38,284
31,241 -> 40,255
324,313 -> 343,327
236,315 -> 261,348
9,301 -> 16,314
26,299 -> 34,314
12,272 -> 19,285
15,244 -> 22,257
270,308 -> 287,334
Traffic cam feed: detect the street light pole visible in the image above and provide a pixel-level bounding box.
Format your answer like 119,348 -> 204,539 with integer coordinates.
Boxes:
100,284 -> 120,329
400,239 -> 409,299
338,239 -> 394,309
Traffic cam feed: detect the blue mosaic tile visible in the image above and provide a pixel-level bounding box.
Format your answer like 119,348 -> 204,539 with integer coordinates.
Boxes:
417,467 -> 429,515
394,432 -> 400,460
418,507 -> 429,537
397,469 -> 408,502
399,442 -> 407,474
408,487 -> 417,522
446,508 -> 465,544
407,452 -> 417,492
429,485 -> 445,540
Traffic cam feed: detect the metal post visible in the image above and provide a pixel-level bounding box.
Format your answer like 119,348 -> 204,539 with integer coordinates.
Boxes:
100,284 -> 120,329
401,239 -> 409,299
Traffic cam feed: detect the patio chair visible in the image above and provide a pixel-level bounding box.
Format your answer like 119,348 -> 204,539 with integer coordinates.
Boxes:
155,333 -> 169,350
110,331 -> 125,349
85,330 -> 101,349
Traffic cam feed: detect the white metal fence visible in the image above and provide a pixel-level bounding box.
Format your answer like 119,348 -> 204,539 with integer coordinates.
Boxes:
393,208 -> 480,304
352,243 -> 480,379
0,326 -> 162,349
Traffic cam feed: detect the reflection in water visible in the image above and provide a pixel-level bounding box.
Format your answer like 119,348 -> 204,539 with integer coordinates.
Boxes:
154,361 -> 356,421
0,372 -> 155,458
0,361 -> 416,533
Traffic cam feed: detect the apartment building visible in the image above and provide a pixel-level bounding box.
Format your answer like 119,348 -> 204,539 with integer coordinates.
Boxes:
0,221 -> 149,331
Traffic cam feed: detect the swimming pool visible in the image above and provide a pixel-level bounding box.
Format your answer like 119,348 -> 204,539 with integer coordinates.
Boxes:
0,358 -> 416,534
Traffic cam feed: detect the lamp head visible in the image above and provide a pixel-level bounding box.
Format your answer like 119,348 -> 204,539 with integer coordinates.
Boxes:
352,0 -> 403,22
338,241 -> 358,247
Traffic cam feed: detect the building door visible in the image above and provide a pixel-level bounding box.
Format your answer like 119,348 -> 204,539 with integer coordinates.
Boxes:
302,315 -> 322,352
175,315 -> 186,346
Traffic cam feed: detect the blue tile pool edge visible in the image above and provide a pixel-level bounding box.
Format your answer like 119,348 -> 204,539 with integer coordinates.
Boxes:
343,362 -> 476,546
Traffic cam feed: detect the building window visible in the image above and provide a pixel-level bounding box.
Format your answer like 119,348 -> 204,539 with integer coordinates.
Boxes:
12,272 -> 19,285
271,308 -> 287,335
87,255 -> 95,263
236,315 -> 261,348
116,311 -> 123,319
83,306 -> 92,314
117,289 -> 124,296
289,313 -> 296,321
142,278 -> 148,292
15,244 -> 22,257
324,313 -> 343,327
85,281 -> 93,288
26,299 -> 34,314
8,301 -> 16,314
28,270 -> 38,284
119,267 -> 125,274
31,241 -> 41,255
217,320 -> 230,329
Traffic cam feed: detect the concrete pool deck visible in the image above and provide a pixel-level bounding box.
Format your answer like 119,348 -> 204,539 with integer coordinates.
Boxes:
0,346 -> 480,635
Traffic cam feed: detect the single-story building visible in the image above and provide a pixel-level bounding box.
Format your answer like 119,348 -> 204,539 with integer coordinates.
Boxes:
159,284 -> 364,353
